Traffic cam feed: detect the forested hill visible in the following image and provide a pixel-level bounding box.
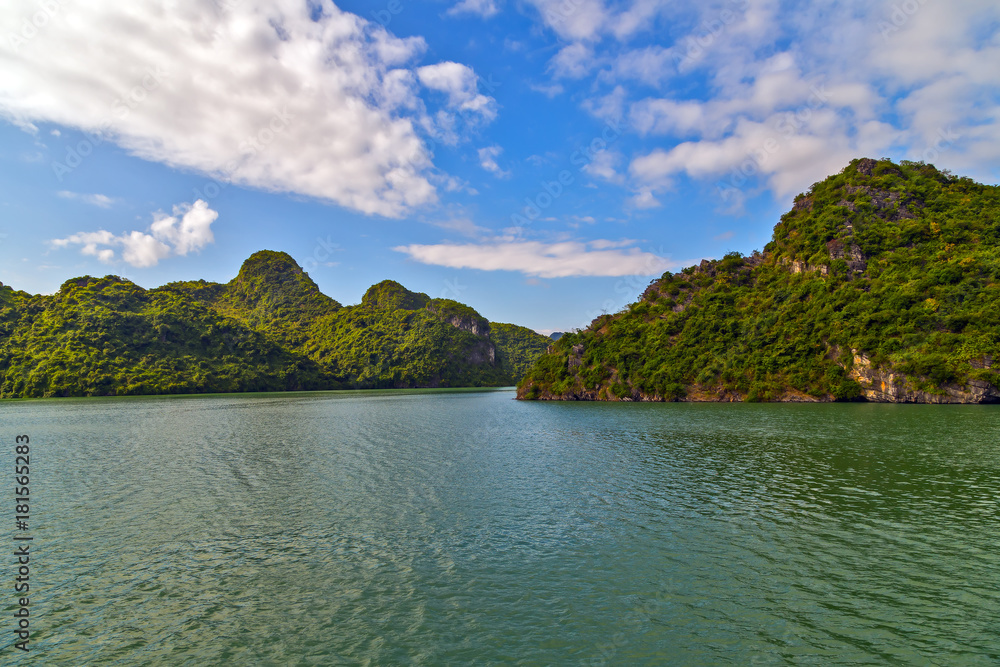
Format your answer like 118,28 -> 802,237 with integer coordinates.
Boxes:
518,158 -> 1000,404
0,251 -> 550,398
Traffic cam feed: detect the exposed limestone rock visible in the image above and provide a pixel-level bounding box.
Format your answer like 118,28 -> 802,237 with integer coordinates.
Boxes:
856,157 -> 877,175
970,355 -> 994,370
845,185 -> 922,220
781,257 -> 830,276
463,340 -> 496,366
847,351 -> 1000,403
446,315 -> 490,336
792,195 -> 814,212
826,239 -> 867,272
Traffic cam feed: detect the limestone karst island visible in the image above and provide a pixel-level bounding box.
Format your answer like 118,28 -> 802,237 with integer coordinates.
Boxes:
2,158 -> 999,403
0,250 -> 549,397
517,158 -> 1000,404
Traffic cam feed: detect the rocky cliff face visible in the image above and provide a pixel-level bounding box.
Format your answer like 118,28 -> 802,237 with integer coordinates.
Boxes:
519,345 -> 1000,404
464,339 -> 496,366
446,316 -> 495,366
446,314 -> 490,337
846,352 -> 1000,403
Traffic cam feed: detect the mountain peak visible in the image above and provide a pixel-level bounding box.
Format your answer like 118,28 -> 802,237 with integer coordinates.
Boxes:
766,157 -> 972,268
519,159 -> 1000,404
362,280 -> 430,311
220,250 -> 341,336
236,250 -> 305,279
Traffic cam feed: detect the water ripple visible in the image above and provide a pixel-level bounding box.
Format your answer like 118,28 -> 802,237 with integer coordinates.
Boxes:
0,393 -> 997,664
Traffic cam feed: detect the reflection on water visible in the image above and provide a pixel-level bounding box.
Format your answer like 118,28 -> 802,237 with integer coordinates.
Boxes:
2,391 -> 998,664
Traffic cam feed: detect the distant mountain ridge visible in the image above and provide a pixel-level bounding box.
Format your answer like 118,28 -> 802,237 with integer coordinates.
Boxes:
0,252 -> 549,398
518,158 -> 1000,403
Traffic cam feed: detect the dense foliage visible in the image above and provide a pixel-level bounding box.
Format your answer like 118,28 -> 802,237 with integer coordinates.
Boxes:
0,252 -> 549,398
519,159 -> 1000,402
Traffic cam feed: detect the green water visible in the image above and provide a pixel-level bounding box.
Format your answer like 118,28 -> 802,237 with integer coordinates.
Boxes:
1,389 -> 998,664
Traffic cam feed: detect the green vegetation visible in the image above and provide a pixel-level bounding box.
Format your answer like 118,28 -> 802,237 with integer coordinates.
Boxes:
492,323 -> 553,380
518,158 -> 1000,403
0,252 -> 549,398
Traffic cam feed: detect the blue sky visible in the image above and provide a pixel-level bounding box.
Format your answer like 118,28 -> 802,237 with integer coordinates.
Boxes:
1,0 -> 998,333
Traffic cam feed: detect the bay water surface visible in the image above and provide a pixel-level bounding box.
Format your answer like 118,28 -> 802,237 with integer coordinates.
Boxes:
2,389 -> 998,664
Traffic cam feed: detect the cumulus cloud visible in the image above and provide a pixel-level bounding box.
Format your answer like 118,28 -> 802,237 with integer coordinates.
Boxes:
416,62 -> 497,119
447,0 -> 500,18
526,0 -> 676,43
394,238 -> 672,277
51,200 -> 218,268
582,150 -> 624,184
57,191 -> 116,208
429,216 -> 489,237
525,0 -> 1000,205
478,145 -> 509,177
525,0 -> 610,41
628,188 -> 661,209
549,43 -> 597,79
608,46 -> 676,87
0,1 -> 496,218
666,4 -> 995,192
529,82 -> 565,98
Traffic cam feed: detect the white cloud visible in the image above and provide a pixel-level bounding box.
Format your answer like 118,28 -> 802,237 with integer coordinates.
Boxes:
528,0 -> 1000,206
582,150 -> 624,184
549,43 -> 596,79
51,200 -> 218,268
525,0 -> 609,41
149,200 -> 218,256
608,46 -> 675,87
429,216 -> 489,237
628,113 -> 873,200
612,0 -> 670,40
526,0 -> 678,43
0,1 -> 496,218
416,62 -> 496,119
529,82 -> 565,98
583,85 -> 627,122
57,191 -> 116,208
477,145 -> 509,177
629,98 -> 705,137
629,188 -> 661,209
447,0 -> 500,18
394,238 -> 672,277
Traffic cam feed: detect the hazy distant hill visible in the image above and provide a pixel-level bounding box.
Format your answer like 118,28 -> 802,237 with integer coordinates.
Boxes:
0,251 -> 549,398
519,159 -> 1000,403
